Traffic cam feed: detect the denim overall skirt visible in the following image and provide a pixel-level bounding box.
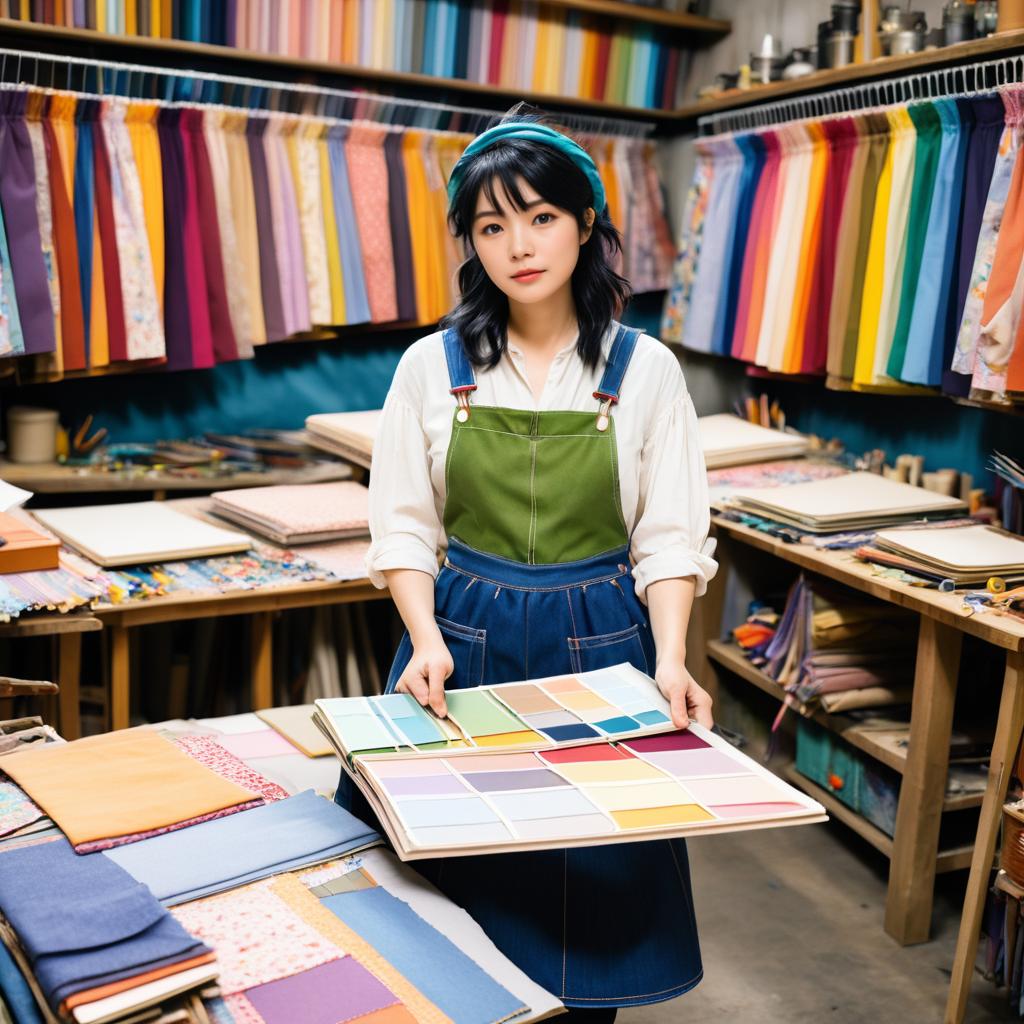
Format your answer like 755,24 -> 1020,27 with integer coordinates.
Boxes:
346,323 -> 702,1008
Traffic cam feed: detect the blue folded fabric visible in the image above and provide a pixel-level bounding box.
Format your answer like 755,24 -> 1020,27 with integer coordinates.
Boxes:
0,940 -> 43,1024
321,887 -> 525,1024
0,839 -> 208,1008
106,790 -> 380,906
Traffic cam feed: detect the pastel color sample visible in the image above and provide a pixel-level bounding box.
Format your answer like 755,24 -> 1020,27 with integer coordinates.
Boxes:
611,804 -> 714,829
551,760 -> 666,784
463,769 -> 567,792
409,822 -> 512,846
490,788 -> 600,821
473,730 -> 544,747
363,758 -> 452,778
490,684 -> 562,714
711,802 -> 808,818
514,814 -> 616,839
380,775 -> 467,797
582,781 -> 694,812
445,691 -> 524,736
445,753 -> 542,772
396,797 -> 499,828
685,776 -> 791,806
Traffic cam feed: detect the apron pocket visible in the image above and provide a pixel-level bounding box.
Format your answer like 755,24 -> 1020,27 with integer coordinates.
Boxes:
567,623 -> 649,675
436,615 -> 487,687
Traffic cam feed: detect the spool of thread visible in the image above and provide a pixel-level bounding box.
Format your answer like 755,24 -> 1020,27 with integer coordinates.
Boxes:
5,406 -> 59,464
939,579 -> 956,593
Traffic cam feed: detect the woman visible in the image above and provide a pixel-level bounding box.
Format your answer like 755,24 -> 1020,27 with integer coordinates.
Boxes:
362,104 -> 717,1018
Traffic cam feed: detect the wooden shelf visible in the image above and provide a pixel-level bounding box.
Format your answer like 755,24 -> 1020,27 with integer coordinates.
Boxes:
0,457 -> 350,495
676,30 -> 1024,125
707,639 -> 984,812
784,766 -> 975,873
0,17 -> 700,125
539,0 -> 729,35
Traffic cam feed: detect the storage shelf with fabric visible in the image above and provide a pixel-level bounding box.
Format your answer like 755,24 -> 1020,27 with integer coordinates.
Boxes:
662,49 -> 1024,418
685,512 -> 1024,1024
0,0 -> 731,119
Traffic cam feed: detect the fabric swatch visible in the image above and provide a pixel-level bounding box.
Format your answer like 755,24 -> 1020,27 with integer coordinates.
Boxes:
0,780 -> 42,838
246,956 -> 399,1024
214,730 -> 301,760
174,735 -> 290,802
105,789 -> 380,905
321,888 -> 526,1024
171,879 -> 341,995
0,730 -> 257,847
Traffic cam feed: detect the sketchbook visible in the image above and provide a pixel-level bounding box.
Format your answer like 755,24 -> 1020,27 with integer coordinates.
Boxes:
32,502 -> 252,567
256,704 -> 334,757
305,411 -> 381,469
697,414 -> 811,469
729,471 -> 968,532
871,524 -> 1024,583
314,663 -> 826,860
210,481 -> 370,545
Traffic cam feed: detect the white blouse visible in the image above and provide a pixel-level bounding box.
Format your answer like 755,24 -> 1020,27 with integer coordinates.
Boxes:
365,324 -> 718,603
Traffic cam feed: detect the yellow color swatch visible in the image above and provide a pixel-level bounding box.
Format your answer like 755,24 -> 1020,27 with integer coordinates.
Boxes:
612,805 -> 714,829
554,760 -> 666,784
474,731 -> 544,747
584,782 -> 693,812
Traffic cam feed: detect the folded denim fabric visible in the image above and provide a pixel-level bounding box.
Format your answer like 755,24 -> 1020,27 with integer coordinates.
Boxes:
0,839 -> 210,1007
105,790 -> 381,905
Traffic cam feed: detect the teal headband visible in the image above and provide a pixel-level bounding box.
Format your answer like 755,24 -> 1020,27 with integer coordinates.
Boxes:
446,122 -> 607,215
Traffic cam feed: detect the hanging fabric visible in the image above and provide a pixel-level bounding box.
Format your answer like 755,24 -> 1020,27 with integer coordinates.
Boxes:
664,56 -> 1024,407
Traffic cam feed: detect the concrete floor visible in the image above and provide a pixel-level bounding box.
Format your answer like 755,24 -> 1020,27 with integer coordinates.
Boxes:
619,819 -> 1011,1024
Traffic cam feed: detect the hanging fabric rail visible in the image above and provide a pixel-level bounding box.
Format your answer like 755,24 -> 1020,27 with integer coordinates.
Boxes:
0,45 -> 657,137
698,52 -> 1024,135
664,49 -> 1024,406
0,46 -> 674,381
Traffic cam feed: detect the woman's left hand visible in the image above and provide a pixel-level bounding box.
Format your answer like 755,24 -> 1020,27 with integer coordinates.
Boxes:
655,660 -> 714,730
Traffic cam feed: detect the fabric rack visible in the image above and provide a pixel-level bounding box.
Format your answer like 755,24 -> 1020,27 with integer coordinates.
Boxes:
1,0 -> 690,111
0,46 -> 675,380
662,52 -> 1024,405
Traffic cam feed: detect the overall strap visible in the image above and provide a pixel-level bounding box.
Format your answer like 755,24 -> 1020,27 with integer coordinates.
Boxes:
442,328 -> 477,422
593,323 -> 642,431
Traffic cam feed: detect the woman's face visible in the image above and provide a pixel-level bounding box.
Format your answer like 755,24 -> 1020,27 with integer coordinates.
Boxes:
471,175 -> 594,306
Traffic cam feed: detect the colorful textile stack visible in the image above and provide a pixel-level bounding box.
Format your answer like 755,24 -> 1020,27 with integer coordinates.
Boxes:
759,575 -> 915,717
5,0 -> 689,111
663,87 -> 1024,403
0,838 -> 217,1022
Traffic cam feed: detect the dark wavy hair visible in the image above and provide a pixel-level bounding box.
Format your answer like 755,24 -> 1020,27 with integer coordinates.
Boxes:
439,103 -> 632,371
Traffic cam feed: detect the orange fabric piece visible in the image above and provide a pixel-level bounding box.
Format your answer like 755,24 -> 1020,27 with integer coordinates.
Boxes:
351,1007 -> 420,1024
1,730 -> 257,846
62,952 -> 217,1011
784,122 -> 831,373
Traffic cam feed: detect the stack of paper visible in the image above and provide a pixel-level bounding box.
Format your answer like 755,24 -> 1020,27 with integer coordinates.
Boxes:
32,502 -> 252,567
863,524 -> 1024,585
315,663 -> 826,860
210,481 -> 370,545
698,414 -> 810,469
729,472 -> 968,533
305,411 -> 381,469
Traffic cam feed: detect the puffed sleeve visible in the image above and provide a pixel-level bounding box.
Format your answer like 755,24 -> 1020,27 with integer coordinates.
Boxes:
629,359 -> 718,603
364,351 -> 444,589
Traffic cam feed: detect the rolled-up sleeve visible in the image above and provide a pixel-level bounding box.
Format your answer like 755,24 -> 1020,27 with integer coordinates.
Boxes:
630,376 -> 718,603
365,371 -> 443,589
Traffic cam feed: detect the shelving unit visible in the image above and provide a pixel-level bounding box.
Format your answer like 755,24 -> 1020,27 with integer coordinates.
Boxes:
0,4 -> 730,126
782,767 -> 975,874
677,29 -> 1024,126
707,639 -> 984,814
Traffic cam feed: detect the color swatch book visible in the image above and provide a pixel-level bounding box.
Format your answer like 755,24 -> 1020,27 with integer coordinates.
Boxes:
315,664 -> 826,859
315,663 -> 679,760
210,481 -> 370,545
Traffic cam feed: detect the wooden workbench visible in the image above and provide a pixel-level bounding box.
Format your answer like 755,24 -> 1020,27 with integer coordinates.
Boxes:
691,516 -> 1024,1024
91,575 -> 389,734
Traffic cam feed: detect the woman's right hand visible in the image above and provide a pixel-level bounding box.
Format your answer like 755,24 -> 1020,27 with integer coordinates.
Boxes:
395,635 -> 454,718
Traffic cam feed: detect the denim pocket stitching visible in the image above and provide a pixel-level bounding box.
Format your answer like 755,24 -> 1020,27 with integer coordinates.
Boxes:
571,623 -> 642,648
435,615 -> 485,642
